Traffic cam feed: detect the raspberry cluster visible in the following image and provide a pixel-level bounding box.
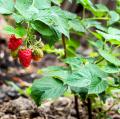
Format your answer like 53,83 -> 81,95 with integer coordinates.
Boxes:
8,35 -> 44,67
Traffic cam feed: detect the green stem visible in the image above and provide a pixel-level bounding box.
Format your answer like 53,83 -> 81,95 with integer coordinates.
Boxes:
62,34 -> 80,119
87,17 -> 109,20
62,34 -> 67,58
82,7 -> 85,19
95,58 -> 104,64
25,22 -> 30,47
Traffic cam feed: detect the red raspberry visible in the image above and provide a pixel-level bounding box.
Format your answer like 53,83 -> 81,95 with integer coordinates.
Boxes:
8,35 -> 23,51
18,49 -> 32,67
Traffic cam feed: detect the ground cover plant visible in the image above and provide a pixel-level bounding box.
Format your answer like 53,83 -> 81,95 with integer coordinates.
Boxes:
0,0 -> 120,118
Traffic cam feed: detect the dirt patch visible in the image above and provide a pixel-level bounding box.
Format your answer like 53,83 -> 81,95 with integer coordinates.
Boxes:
0,97 -> 45,119
0,96 -> 89,119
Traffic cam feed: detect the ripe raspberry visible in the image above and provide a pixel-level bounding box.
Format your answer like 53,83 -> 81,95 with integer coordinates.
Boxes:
32,49 -> 44,62
18,49 -> 32,67
8,35 -> 23,51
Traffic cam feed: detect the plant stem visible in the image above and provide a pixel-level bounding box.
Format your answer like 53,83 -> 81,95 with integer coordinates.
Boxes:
62,34 -> 80,119
82,7 -> 85,19
62,34 -> 67,58
87,17 -> 109,20
87,98 -> 92,119
95,58 -> 104,64
74,95 -> 80,119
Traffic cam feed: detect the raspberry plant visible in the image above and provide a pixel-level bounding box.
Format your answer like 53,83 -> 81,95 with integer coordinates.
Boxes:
1,0 -> 120,118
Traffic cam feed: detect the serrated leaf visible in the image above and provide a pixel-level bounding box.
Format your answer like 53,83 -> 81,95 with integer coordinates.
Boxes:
95,4 -> 109,12
40,66 -> 64,73
0,0 -> 14,14
15,0 -> 33,14
97,30 -> 120,45
82,19 -> 104,30
102,64 -> 120,73
66,72 -> 91,87
98,49 -> 120,66
36,7 -> 70,38
33,0 -> 51,10
15,0 -> 38,20
108,11 -> 120,25
64,57 -> 85,70
85,64 -> 108,78
42,34 -> 60,46
4,26 -> 15,34
69,19 -> 85,33
71,87 -> 88,100
39,66 -> 68,81
66,64 -> 107,88
4,26 -> 26,37
88,77 -> 108,94
31,20 -> 55,36
108,27 -> 120,35
31,77 -> 67,105
15,27 -> 27,37
12,13 -> 24,23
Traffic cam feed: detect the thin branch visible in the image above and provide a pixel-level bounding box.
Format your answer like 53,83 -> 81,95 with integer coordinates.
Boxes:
95,58 -> 104,64
74,95 -> 80,119
87,98 -> 92,119
62,34 -> 67,58
62,34 -> 80,119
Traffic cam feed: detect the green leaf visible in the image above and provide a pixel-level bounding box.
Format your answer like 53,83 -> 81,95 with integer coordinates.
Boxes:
15,0 -> 38,20
108,11 -> 120,25
31,20 -> 55,36
4,26 -> 26,37
89,40 -> 104,49
66,71 -> 91,87
12,13 -> 25,23
66,64 -> 107,88
51,0 -> 63,5
33,0 -> 51,10
14,1 -> 78,38
96,30 -> 120,45
64,57 -> 85,70
36,7 -> 70,38
88,77 -> 108,94
15,0 -> 33,14
15,27 -> 27,37
42,34 -> 61,46
69,19 -> 85,33
71,87 -> 88,100
98,49 -> 120,66
102,64 -> 120,73
95,4 -> 109,12
77,0 -> 96,13
82,19 -> 104,30
108,27 -> 120,35
85,64 -> 108,78
43,45 -> 64,56
4,26 -> 15,34
66,39 -> 80,57
31,77 -> 67,105
0,0 -> 14,14
40,66 -> 65,73
39,66 -> 68,81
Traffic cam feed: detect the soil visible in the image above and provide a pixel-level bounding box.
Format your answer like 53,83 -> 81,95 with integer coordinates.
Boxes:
0,94 -> 88,119
0,83 -> 120,119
